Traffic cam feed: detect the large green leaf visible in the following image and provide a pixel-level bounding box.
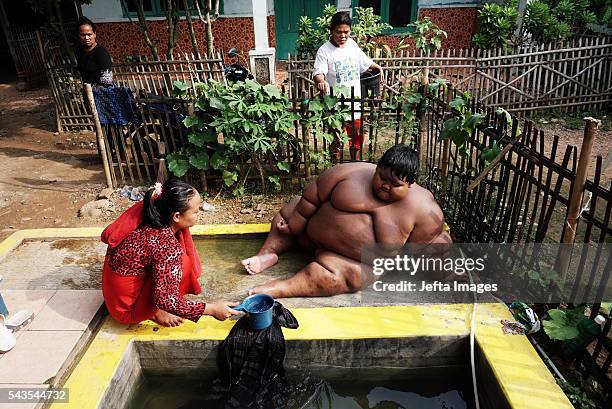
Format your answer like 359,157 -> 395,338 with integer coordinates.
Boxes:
268,175 -> 281,191
449,97 -> 466,111
439,117 -> 461,140
189,151 -> 209,170
166,151 -> 190,177
210,151 -> 229,170
543,308 -> 582,340
183,115 -> 202,128
173,80 -> 190,92
464,113 -> 485,133
223,170 -> 238,187
187,128 -> 216,147
277,162 -> 290,173
543,319 -> 580,340
263,84 -> 281,99
209,97 -> 226,110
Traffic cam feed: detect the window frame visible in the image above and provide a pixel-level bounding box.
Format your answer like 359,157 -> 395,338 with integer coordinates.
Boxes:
351,0 -> 418,34
122,0 -> 224,19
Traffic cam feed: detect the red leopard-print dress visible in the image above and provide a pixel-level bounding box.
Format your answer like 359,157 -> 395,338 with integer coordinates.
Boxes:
107,225 -> 206,322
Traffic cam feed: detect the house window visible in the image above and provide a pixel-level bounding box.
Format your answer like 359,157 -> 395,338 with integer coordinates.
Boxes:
353,0 -> 416,32
123,0 -> 224,18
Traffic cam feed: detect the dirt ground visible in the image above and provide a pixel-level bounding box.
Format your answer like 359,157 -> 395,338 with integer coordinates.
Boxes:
0,83 -> 294,242
0,82 -> 610,242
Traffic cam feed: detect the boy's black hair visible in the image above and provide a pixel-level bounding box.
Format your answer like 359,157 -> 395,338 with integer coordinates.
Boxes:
143,179 -> 197,228
330,11 -> 352,30
377,145 -> 419,184
77,16 -> 96,33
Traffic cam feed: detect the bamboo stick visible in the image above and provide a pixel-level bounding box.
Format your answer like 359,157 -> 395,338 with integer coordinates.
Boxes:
84,84 -> 113,188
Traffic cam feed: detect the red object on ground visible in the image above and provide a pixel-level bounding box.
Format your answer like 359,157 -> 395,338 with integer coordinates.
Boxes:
101,201 -> 202,324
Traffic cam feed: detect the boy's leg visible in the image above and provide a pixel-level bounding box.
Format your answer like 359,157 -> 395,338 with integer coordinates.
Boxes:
249,250 -> 371,298
241,197 -> 301,274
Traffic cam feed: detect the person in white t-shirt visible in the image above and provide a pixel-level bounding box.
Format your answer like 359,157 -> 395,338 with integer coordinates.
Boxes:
312,11 -> 383,160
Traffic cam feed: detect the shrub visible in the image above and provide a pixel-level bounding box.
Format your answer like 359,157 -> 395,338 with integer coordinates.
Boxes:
295,5 -> 391,58
472,2 -> 518,49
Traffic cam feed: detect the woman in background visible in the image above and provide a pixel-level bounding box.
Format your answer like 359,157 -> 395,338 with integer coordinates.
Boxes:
76,16 -> 113,86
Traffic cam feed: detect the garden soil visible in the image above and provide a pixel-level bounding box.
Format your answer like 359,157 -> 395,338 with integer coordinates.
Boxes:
0,83 -> 294,242
0,83 -> 610,243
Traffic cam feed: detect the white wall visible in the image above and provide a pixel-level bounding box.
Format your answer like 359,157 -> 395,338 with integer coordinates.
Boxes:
337,0 -> 352,11
82,0 -> 125,22
82,0 -> 484,23
82,0 -> 275,22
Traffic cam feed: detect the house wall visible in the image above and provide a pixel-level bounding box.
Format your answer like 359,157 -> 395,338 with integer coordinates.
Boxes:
83,0 -> 481,62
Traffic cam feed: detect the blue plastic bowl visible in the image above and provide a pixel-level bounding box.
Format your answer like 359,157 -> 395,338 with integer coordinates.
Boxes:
234,294 -> 275,329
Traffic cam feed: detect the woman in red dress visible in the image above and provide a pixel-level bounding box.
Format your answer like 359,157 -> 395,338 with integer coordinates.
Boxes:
101,179 -> 239,326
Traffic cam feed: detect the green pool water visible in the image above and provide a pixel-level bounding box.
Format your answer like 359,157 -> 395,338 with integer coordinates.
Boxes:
194,236 -> 312,301
128,367 -> 474,409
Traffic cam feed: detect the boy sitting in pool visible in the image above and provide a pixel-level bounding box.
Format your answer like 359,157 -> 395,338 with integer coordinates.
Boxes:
241,145 -> 452,298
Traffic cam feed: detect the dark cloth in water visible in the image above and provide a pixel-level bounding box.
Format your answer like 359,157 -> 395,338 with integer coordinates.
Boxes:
180,302 -> 299,409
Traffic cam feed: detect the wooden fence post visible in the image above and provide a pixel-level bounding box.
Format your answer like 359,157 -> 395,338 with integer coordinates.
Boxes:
84,83 -> 113,188
440,138 -> 451,209
556,117 -> 599,278
417,54 -> 430,170
35,30 -> 62,133
301,91 -> 311,180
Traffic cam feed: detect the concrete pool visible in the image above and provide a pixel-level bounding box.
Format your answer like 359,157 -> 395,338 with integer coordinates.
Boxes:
0,226 -> 574,409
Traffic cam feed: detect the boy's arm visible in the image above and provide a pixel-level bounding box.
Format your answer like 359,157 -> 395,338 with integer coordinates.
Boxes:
285,179 -> 321,235
283,167 -> 339,235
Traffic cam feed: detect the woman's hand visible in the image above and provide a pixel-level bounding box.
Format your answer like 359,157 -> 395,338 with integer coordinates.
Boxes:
205,301 -> 241,321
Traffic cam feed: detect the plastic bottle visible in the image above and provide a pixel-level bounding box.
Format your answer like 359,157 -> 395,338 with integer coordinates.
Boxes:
561,318 -> 602,361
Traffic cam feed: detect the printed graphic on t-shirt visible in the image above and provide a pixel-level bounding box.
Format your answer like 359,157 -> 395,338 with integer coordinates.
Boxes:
333,58 -> 359,84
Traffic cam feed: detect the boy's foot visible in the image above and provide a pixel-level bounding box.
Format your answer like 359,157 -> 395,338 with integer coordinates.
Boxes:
248,280 -> 282,299
4,309 -> 34,332
241,253 -> 279,275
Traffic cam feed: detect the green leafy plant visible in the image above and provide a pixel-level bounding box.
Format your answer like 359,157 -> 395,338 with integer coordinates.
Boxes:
473,0 -> 612,45
543,306 -> 586,340
296,4 -> 337,57
168,79 -> 300,193
472,2 -> 519,49
439,93 -> 517,165
295,5 -> 392,58
351,7 -> 393,58
557,379 -> 597,409
305,85 -> 352,147
404,17 -> 447,54
439,92 -> 485,156
311,151 -> 332,170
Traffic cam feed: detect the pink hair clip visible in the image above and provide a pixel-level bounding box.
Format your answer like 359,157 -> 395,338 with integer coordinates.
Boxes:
152,182 -> 163,200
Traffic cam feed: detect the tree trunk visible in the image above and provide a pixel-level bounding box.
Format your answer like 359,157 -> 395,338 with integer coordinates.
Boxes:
165,0 -> 181,59
183,0 -> 200,58
195,0 -> 216,57
253,154 -> 266,193
74,0 -> 83,18
119,0 -> 160,60
54,0 -> 75,61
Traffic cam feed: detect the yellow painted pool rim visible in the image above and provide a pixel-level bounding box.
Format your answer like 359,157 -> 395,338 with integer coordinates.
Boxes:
0,226 -> 573,409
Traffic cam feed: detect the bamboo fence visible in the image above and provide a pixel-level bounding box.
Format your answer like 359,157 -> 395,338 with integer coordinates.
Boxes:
288,36 -> 612,115
421,84 -> 611,394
